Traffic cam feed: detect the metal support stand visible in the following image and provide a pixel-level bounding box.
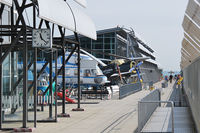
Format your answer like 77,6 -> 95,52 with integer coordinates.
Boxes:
0,48 -> 2,129
33,4 -> 37,128
33,48 -> 37,127
72,33 -> 84,111
55,50 -> 58,121
58,47 -> 70,117
49,50 -> 53,119
22,27 -> 28,128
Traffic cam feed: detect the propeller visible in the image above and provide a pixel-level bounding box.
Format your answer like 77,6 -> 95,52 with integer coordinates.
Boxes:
129,56 -> 143,83
129,61 -> 143,72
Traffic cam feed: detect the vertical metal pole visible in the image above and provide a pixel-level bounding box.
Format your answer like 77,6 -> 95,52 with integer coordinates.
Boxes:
0,47 -> 2,129
55,50 -> 58,121
178,84 -> 182,106
33,3 -> 37,128
11,5 -> 14,95
33,48 -> 37,127
171,102 -> 174,133
72,33 -> 83,111
49,50 -> 53,118
77,43 -> 80,108
23,27 -> 28,128
10,5 -> 15,116
138,102 -> 141,132
101,86 -> 103,100
62,47 -> 65,114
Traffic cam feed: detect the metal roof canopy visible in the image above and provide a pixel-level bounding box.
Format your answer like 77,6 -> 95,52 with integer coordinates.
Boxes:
184,32 -> 200,51
181,52 -> 191,60
182,15 -> 200,53
181,54 -> 191,64
0,0 -> 12,6
37,0 -> 96,40
182,47 -> 191,57
182,15 -> 200,40
182,39 -> 200,60
182,39 -> 199,55
181,50 -> 191,59
73,0 -> 87,8
181,56 -> 187,62
186,0 -> 200,27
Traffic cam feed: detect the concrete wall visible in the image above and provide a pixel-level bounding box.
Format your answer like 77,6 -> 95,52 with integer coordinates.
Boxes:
183,56 -> 200,133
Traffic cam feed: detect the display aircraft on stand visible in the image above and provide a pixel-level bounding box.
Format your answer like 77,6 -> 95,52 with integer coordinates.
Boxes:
80,49 -> 150,86
18,51 -> 108,90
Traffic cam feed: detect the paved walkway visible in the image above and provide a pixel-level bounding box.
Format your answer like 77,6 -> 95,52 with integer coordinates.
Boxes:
3,81 -> 174,133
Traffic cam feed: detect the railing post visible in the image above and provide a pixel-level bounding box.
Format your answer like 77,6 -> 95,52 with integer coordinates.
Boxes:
171,101 -> 174,133
138,101 -> 141,132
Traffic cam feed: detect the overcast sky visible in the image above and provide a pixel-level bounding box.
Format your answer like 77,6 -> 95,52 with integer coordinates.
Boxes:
83,0 -> 188,71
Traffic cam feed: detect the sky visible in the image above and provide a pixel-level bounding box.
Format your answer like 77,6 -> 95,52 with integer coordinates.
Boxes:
83,0 -> 188,71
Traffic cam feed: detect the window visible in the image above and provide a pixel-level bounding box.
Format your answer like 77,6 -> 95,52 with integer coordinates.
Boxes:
80,38 -> 91,49
74,69 -> 78,75
104,33 -> 115,38
92,42 -> 103,49
84,69 -> 91,77
104,38 -> 115,44
65,69 -> 70,76
91,69 -> 97,76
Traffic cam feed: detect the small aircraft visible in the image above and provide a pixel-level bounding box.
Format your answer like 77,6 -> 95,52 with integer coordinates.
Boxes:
18,51 -> 108,89
80,49 -> 148,85
100,59 -> 144,85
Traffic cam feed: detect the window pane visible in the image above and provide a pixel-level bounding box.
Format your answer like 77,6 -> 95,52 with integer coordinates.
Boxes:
92,43 -> 103,49
104,33 -> 115,38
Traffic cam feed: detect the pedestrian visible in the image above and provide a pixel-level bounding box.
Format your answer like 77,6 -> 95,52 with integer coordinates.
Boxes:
165,75 -> 168,82
169,74 -> 173,83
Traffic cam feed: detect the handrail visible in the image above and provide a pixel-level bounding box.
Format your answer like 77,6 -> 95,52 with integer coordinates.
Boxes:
138,101 -> 174,133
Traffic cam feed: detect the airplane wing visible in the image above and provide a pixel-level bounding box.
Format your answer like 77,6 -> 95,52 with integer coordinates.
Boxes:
110,71 -> 134,78
128,57 -> 150,61
130,73 -> 145,77
110,71 -> 145,78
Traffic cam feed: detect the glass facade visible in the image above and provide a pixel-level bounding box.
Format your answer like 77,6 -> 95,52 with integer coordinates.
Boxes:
116,37 -> 127,57
0,6 -> 23,128
80,32 -> 116,59
78,29 -> 140,60
0,7 -> 18,95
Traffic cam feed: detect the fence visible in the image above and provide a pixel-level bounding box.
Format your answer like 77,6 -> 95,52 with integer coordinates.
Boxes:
2,95 -> 55,112
119,82 -> 142,99
138,101 -> 174,133
137,89 -> 161,132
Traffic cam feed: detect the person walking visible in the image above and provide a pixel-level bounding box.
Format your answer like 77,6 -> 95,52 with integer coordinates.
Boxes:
169,74 -> 173,83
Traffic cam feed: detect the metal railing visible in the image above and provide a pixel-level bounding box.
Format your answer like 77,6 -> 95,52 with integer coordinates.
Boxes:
138,101 -> 174,133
